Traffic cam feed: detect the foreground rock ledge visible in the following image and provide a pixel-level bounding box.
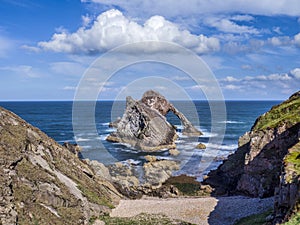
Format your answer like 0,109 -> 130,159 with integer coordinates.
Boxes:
107,90 -> 202,151
0,107 -> 121,225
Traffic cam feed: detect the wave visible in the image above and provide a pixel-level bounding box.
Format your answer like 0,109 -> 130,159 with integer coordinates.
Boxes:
100,122 -> 110,126
218,120 -> 245,124
206,143 -> 237,151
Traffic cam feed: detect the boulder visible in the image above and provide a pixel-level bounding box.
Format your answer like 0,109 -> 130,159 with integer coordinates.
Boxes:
196,143 -> 206,149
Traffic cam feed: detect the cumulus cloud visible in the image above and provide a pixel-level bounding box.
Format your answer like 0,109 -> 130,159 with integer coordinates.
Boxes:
38,9 -> 219,54
82,0 -> 300,18
290,68 -> 300,79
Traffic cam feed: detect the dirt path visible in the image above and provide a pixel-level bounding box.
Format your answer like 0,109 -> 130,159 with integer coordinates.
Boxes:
110,196 -> 274,225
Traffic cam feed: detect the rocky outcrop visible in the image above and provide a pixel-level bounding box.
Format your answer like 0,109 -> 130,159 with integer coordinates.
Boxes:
204,91 -> 300,198
273,142 -> 300,224
0,107 -> 121,225
106,90 -> 201,151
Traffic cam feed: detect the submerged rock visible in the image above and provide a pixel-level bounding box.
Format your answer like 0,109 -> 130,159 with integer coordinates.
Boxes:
106,90 -> 201,151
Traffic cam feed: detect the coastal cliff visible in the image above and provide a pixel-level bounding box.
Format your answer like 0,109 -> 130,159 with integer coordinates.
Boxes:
204,91 -> 300,223
0,107 -> 121,225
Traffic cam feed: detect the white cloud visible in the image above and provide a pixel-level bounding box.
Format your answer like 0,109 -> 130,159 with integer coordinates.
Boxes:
0,65 -> 41,78
223,84 -> 241,90
21,45 -> 40,53
294,33 -> 300,47
223,76 -> 239,82
82,0 -> 300,18
82,14 -> 92,27
63,86 -> 77,90
273,27 -> 282,34
290,68 -> 300,79
205,17 -> 259,34
38,9 -> 219,55
231,15 -> 254,21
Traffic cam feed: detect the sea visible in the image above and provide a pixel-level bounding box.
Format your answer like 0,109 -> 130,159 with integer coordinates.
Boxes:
0,101 -> 280,181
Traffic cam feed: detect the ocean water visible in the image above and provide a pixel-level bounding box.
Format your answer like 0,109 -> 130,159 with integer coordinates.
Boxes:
0,101 -> 280,180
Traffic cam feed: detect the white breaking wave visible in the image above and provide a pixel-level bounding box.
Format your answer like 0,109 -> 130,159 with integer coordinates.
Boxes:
218,120 -> 245,124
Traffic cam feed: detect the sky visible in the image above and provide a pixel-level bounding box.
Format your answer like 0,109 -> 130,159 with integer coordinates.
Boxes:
0,0 -> 300,100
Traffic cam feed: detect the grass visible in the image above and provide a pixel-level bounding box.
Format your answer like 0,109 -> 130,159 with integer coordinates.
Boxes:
164,175 -> 211,196
98,213 -> 194,225
233,208 -> 273,225
284,142 -> 300,183
283,212 -> 300,225
252,97 -> 300,131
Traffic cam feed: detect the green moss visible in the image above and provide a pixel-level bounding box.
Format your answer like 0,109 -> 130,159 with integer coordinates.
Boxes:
77,184 -> 114,209
283,212 -> 300,225
99,213 -> 194,225
233,208 -> 272,225
252,97 -> 300,131
284,143 -> 300,183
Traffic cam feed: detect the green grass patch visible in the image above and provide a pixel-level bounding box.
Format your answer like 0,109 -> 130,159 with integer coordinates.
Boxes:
233,208 -> 272,225
252,97 -> 300,131
284,143 -> 300,183
283,212 -> 300,225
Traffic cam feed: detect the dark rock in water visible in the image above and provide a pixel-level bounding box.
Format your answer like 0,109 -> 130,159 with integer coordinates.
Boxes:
0,107 -> 121,225
196,143 -> 206,149
107,90 -> 202,151
203,90 -> 300,223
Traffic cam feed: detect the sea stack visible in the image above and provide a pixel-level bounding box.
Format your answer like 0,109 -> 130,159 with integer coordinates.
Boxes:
106,90 -> 202,151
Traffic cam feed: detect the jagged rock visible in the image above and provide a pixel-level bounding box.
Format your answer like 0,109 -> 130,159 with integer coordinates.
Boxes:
204,91 -> 300,198
196,143 -> 206,149
63,142 -> 82,157
0,107 -> 121,225
143,160 -> 180,188
273,142 -> 300,224
107,90 -> 201,151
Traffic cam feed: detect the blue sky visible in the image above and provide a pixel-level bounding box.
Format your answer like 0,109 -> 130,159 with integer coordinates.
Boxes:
0,0 -> 300,100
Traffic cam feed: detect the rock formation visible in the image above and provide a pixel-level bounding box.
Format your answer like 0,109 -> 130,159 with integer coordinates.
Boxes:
107,90 -> 202,151
204,91 -> 300,223
0,107 -> 121,225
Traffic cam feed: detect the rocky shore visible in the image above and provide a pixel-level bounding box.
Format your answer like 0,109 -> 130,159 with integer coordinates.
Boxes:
0,90 -> 299,224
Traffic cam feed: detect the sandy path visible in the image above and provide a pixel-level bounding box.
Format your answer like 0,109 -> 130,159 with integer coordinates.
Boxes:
110,196 -> 274,225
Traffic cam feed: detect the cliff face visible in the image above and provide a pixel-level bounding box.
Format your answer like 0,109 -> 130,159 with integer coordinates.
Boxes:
0,107 -> 121,225
204,91 -> 300,222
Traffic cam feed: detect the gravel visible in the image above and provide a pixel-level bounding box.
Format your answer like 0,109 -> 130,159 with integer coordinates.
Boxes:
110,196 -> 274,225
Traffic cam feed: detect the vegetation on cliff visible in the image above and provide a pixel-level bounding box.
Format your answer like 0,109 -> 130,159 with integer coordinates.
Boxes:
252,91 -> 300,131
